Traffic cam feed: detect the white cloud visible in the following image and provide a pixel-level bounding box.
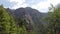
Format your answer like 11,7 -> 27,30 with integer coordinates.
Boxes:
11,3 -> 28,9
8,0 -> 25,4
7,0 -> 60,12
31,1 -> 50,13
31,0 -> 60,13
7,0 -> 27,9
48,0 -> 60,5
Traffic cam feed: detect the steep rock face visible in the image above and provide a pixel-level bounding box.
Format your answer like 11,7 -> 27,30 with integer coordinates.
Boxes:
6,7 -> 48,25
13,7 -> 45,33
25,7 -> 41,24
14,8 -> 34,25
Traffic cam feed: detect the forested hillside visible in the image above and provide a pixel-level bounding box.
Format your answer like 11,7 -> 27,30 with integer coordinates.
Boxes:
0,5 -> 36,34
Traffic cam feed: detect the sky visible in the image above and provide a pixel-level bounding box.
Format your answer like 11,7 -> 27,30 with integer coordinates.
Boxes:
0,0 -> 60,13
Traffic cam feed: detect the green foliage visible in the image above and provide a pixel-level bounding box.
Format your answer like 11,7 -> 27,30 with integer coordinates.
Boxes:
0,5 -> 10,34
0,5 -> 36,34
45,4 -> 60,34
0,5 -> 17,34
9,16 -> 17,34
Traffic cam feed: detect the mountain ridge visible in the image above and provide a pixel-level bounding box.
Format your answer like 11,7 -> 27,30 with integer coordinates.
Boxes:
6,7 -> 48,34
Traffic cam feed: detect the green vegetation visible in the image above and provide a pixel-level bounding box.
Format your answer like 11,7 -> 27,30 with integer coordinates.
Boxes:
0,5 -> 36,34
0,5 -> 17,34
43,4 -> 60,34
1,4 -> 60,34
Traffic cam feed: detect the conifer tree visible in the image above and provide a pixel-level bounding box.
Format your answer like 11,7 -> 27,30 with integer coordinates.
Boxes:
0,5 -> 17,34
0,5 -> 11,34
9,16 -> 17,34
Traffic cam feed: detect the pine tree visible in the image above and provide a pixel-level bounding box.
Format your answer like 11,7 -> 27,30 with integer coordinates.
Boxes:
0,5 -> 11,34
0,5 -> 17,34
9,16 -> 17,34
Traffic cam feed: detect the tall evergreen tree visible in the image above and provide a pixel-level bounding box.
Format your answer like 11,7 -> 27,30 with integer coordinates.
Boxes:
0,5 -> 17,34
0,5 -> 11,34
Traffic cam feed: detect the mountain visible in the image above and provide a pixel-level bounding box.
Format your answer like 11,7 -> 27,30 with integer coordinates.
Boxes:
6,7 -> 48,34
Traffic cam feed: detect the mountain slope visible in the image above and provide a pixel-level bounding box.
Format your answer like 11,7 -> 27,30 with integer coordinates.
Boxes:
6,7 -> 48,34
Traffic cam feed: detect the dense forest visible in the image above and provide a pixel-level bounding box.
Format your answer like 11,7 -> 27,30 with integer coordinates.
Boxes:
0,4 -> 60,34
